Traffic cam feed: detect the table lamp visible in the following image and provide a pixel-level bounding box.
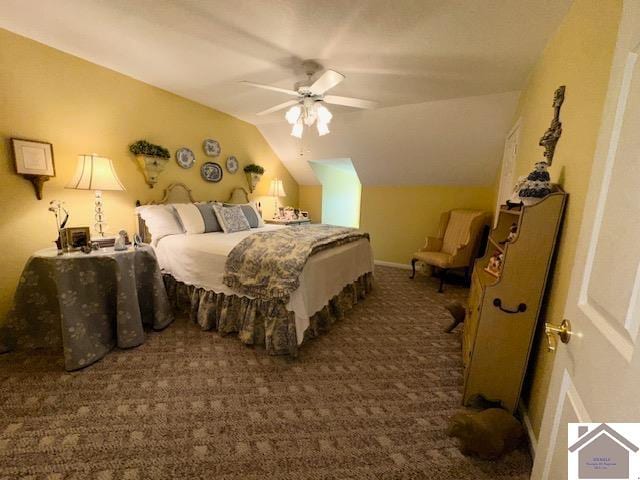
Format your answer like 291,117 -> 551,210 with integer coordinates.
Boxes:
268,178 -> 286,219
66,154 -> 125,237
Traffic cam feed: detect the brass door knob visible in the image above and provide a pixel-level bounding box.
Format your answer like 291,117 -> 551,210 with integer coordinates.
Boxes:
544,319 -> 572,352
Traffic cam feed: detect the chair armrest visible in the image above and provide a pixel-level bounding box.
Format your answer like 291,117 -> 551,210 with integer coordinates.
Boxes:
419,236 -> 443,252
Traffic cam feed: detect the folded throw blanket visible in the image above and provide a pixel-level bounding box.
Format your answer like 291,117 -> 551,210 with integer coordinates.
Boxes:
224,224 -> 370,300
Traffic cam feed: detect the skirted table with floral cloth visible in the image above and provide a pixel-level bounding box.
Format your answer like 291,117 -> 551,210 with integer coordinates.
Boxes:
1,245 -> 173,370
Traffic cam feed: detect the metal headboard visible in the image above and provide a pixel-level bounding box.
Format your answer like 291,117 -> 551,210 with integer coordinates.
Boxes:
135,183 -> 251,243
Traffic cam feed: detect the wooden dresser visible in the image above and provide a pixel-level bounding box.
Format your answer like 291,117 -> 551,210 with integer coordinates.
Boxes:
462,187 -> 567,413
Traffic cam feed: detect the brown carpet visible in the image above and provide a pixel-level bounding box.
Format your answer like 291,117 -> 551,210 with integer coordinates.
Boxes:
0,266 -> 531,479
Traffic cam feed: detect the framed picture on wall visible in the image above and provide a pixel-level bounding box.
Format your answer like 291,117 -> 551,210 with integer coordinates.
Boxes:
11,138 -> 55,200
11,138 -> 55,176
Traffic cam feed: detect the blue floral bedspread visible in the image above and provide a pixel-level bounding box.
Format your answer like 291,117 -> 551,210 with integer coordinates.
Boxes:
223,224 -> 369,300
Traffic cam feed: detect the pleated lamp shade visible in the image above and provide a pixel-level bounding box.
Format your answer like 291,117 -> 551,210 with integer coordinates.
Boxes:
268,179 -> 286,197
66,154 -> 125,191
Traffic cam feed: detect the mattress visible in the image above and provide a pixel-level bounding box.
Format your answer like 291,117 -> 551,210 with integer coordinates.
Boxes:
154,225 -> 374,343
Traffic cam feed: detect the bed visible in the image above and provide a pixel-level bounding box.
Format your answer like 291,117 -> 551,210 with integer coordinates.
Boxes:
137,183 -> 374,355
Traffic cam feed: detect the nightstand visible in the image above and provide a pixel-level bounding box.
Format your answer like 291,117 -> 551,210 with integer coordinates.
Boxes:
3,245 -> 173,370
265,218 -> 311,226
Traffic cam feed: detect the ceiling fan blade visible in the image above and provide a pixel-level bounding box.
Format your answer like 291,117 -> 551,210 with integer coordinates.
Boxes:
323,95 -> 378,109
256,100 -> 300,116
239,81 -> 299,96
309,70 -> 345,95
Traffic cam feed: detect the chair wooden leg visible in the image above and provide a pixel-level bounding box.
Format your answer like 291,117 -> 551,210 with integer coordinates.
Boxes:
438,269 -> 447,293
410,258 -> 417,279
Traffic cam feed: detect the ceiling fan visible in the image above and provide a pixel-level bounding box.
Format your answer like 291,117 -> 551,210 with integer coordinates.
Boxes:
240,65 -> 377,138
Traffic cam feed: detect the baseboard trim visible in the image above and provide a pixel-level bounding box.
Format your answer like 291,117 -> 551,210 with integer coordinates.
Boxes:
374,260 -> 412,270
518,402 -> 537,460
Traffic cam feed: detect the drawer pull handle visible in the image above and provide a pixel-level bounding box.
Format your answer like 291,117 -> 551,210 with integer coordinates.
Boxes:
493,298 -> 527,314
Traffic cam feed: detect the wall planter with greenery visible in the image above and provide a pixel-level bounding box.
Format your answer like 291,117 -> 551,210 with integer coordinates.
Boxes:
244,164 -> 265,193
129,140 -> 171,188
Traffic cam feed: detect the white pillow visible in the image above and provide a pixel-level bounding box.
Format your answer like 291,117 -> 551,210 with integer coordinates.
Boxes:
135,205 -> 184,244
172,203 -> 205,234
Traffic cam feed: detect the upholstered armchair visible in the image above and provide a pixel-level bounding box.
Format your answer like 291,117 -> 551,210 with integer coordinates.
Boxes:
410,209 -> 489,292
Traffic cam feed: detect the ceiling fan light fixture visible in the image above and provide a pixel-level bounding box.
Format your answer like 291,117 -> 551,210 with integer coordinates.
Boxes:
303,105 -> 316,126
316,104 -> 332,124
317,121 -> 330,136
285,105 -> 301,125
291,119 -> 303,138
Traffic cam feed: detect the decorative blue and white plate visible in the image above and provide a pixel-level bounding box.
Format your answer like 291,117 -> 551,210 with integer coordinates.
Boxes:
203,139 -> 221,157
226,155 -> 239,174
175,148 -> 195,169
201,162 -> 223,182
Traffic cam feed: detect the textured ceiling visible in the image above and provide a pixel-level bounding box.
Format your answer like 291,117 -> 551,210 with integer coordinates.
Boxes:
0,0 -> 570,185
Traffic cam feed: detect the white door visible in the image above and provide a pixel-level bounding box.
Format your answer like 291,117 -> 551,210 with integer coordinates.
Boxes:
495,119 -> 521,225
532,2 -> 640,478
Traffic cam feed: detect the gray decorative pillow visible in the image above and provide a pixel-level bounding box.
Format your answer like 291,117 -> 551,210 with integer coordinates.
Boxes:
212,204 -> 251,233
195,203 -> 222,232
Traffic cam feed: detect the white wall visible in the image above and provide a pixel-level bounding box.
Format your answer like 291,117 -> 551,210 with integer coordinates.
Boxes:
259,91 -> 520,186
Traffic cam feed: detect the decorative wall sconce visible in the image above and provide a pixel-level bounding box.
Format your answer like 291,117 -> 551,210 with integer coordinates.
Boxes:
129,140 -> 170,188
243,163 -> 265,193
136,154 -> 169,188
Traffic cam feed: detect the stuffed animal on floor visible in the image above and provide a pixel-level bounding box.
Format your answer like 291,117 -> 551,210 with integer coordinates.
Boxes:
444,302 -> 466,333
448,406 -> 525,460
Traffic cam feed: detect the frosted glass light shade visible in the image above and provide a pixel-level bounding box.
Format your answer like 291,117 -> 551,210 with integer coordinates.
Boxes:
285,105 -> 301,125
316,104 -> 333,124
317,121 -> 330,136
268,179 -> 286,197
66,154 -> 125,191
291,120 -> 303,138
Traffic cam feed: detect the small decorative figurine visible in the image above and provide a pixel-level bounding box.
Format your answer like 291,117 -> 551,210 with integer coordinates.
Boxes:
518,161 -> 552,205
500,223 -> 518,245
507,86 -> 565,209
133,233 -> 143,248
486,250 -> 504,276
114,230 -> 128,251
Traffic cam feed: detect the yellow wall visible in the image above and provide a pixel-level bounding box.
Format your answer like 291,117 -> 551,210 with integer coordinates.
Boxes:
501,0 -> 621,437
361,186 -> 494,263
0,28 -> 298,321
301,184 -> 495,264
298,185 -> 322,223
300,185 -> 494,264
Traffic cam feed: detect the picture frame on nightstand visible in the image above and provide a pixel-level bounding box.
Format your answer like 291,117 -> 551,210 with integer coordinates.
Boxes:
60,227 -> 90,252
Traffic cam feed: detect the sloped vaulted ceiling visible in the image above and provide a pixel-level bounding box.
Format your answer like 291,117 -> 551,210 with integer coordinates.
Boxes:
0,0 -> 571,185
258,91 -> 521,185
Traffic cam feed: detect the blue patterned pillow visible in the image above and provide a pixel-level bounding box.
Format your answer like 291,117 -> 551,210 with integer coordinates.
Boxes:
212,204 -> 251,233
223,203 -> 263,228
